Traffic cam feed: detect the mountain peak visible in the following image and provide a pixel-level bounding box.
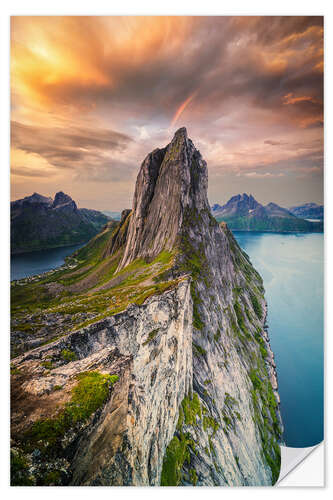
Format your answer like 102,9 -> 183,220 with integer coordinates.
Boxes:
212,203 -> 222,211
117,129 -> 208,270
26,192 -> 52,205
11,192 -> 53,209
240,193 -> 256,202
214,193 -> 261,217
52,191 -> 77,210
173,126 -> 188,139
289,202 -> 324,220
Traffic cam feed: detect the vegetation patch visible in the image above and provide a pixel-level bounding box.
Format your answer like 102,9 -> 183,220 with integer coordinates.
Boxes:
21,371 -> 118,458
142,329 -> 159,346
181,392 -> 202,425
161,392 -> 200,486
61,349 -> 77,363
189,468 -> 198,486
193,342 -> 207,357
11,449 -> 34,486
191,284 -> 204,330
221,392 -> 240,432
39,470 -> 62,486
41,360 -> 54,370
224,392 -> 237,407
233,302 -> 251,339
11,242 -> 177,354
230,302 -> 251,345
254,330 -> 268,358
214,329 -> 221,342
160,432 -> 196,486
203,416 -> 220,435
248,366 -> 281,484
10,364 -> 21,375
250,293 -> 263,319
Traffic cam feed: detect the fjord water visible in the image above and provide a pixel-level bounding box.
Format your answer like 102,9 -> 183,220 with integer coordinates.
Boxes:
11,243 -> 84,281
234,232 -> 324,448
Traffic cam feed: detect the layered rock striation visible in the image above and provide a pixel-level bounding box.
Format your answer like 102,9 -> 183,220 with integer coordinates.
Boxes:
11,128 -> 282,486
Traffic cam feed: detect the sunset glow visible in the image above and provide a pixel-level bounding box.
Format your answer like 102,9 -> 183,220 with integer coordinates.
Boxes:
11,16 -> 323,210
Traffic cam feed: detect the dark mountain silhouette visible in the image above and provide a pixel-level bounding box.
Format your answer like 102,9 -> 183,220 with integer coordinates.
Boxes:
11,191 -> 111,254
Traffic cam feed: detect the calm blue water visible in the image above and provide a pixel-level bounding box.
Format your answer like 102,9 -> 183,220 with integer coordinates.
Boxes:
11,243 -> 85,281
234,232 -> 324,448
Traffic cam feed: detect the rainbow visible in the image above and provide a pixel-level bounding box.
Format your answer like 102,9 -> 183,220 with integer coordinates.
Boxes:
170,91 -> 197,127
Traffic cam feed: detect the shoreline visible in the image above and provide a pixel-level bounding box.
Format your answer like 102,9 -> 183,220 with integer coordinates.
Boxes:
11,254 -> 80,285
223,228 -> 323,234
11,239 -> 89,256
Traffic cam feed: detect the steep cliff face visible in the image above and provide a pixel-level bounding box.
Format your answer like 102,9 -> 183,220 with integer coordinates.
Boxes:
11,281 -> 192,485
11,128 -> 282,486
118,128 -> 208,270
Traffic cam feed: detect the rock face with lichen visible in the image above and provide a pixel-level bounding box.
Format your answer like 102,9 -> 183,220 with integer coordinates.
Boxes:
10,128 -> 282,486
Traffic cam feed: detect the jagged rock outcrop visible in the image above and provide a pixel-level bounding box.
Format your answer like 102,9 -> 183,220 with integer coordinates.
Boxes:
214,193 -> 260,217
51,191 -> 77,211
118,127 -> 208,270
13,192 -> 53,207
11,128 -> 283,486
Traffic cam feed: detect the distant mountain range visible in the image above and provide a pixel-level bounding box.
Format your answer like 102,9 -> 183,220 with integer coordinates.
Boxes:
11,192 -> 112,254
211,194 -> 323,233
102,210 -> 121,221
289,202 -> 324,220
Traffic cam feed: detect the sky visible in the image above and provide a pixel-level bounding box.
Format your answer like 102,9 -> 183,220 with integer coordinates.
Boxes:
10,16 -> 324,211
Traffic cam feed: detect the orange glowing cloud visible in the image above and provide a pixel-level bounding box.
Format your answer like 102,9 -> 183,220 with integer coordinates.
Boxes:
11,16 -> 193,119
283,93 -> 318,105
10,16 -> 323,209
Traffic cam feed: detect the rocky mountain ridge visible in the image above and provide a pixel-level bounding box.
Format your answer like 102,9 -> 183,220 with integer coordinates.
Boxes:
289,202 -> 324,220
212,193 -> 323,232
11,191 -> 111,254
11,129 -> 282,486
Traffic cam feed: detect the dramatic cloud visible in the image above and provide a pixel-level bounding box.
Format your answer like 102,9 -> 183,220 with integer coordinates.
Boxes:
11,121 -> 133,171
11,166 -> 55,178
11,16 -> 323,209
